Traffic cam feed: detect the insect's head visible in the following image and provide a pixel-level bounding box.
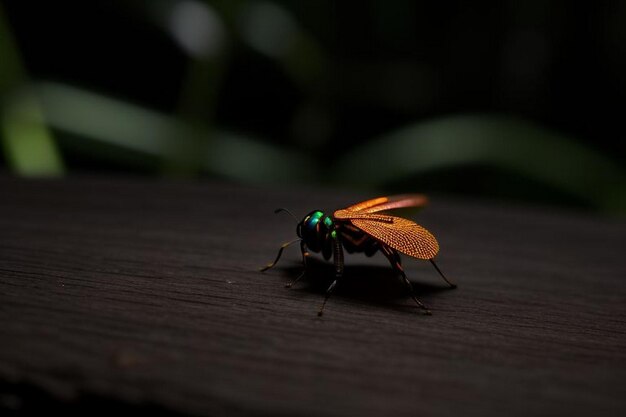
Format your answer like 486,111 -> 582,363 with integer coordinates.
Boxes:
298,210 -> 325,238
275,208 -> 334,252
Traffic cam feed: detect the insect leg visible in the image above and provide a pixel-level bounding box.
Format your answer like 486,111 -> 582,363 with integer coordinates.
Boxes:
381,246 -> 431,315
392,249 -> 402,266
259,238 -> 301,272
429,259 -> 457,288
285,240 -> 309,288
318,280 -> 337,317
318,237 -> 344,316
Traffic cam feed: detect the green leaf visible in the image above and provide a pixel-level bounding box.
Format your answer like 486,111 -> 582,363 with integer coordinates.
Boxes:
0,4 -> 63,176
333,115 -> 626,213
36,82 -> 314,183
1,90 -> 64,176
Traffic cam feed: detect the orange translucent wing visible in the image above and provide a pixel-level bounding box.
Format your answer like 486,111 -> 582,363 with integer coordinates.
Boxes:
342,196 -> 389,213
361,194 -> 428,214
341,194 -> 428,214
350,215 -> 439,260
334,195 -> 437,259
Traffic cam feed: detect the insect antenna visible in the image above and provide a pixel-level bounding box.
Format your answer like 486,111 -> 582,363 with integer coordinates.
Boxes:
429,259 -> 457,288
274,208 -> 299,223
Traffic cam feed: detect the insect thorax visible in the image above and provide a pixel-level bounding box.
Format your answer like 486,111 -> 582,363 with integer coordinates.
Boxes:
297,210 -> 337,260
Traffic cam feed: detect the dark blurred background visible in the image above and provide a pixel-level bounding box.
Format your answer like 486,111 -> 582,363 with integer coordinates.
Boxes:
1,0 -> 624,213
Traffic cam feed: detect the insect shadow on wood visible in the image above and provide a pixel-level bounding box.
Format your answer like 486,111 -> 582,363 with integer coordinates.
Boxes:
260,195 -> 456,316
283,257 -> 451,310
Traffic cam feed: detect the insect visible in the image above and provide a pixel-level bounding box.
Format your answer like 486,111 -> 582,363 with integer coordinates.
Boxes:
260,195 -> 456,316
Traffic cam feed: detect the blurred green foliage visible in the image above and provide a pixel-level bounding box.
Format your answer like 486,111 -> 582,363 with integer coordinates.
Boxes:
0,4 -> 63,176
0,0 -> 624,214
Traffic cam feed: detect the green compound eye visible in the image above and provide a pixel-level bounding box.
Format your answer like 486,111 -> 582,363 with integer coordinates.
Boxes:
307,211 -> 324,228
323,217 -> 333,227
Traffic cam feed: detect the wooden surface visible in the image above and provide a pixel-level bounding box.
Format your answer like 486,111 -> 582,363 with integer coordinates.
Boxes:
0,176 -> 625,416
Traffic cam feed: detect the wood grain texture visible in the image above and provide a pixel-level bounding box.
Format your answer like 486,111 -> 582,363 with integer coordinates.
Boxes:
0,176 -> 625,416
